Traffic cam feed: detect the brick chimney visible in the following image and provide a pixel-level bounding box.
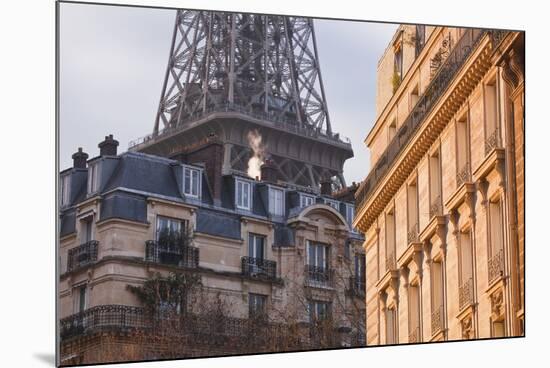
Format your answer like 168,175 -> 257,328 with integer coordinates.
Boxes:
98,134 -> 119,156
320,176 -> 332,196
260,158 -> 278,183
72,147 -> 89,169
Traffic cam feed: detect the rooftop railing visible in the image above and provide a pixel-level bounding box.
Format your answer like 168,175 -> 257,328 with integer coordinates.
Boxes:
67,240 -> 99,272
129,103 -> 352,150
355,29 -> 507,217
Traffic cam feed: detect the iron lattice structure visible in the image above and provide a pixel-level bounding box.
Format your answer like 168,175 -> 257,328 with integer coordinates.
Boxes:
154,10 -> 332,136
131,10 -> 353,191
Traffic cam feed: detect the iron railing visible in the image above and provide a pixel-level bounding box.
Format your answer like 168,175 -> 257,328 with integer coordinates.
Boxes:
355,28 -> 494,216
488,249 -> 504,284
241,257 -> 277,280
429,195 -> 442,219
459,277 -> 474,310
431,304 -> 444,336
129,102 -> 352,150
456,162 -> 471,187
60,304 -> 279,342
304,265 -> 334,288
145,240 -> 199,268
407,222 -> 419,244
60,305 -> 147,340
484,128 -> 501,155
67,240 -> 99,272
348,276 -> 366,297
385,251 -> 396,272
409,326 -> 420,343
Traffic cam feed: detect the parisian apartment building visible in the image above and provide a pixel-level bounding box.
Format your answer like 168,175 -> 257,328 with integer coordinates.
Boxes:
58,11 -> 366,365
353,26 -> 524,344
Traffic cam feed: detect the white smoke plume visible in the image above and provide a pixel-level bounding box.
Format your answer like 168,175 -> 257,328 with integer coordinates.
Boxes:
247,129 -> 265,179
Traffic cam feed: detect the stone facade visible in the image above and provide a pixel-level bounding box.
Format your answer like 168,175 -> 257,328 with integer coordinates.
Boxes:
58,138 -> 365,364
354,26 -> 524,345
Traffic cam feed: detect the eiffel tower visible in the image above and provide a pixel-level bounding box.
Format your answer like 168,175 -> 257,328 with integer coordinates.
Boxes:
129,10 -> 353,191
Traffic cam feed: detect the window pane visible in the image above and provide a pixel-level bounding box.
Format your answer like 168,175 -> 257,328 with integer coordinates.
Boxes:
184,169 -> 191,195
192,170 -> 199,196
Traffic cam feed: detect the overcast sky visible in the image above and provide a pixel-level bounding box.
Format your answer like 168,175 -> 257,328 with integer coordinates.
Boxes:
59,3 -> 397,185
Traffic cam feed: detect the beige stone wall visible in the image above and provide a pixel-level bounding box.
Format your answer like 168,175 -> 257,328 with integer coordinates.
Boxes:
358,29 -> 524,345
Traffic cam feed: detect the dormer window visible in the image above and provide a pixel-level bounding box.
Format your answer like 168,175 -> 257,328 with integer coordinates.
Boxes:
268,187 -> 284,216
236,179 -> 252,210
300,194 -> 315,208
324,198 -> 339,210
60,174 -> 71,207
87,162 -> 100,195
183,166 -> 201,198
346,203 -> 357,232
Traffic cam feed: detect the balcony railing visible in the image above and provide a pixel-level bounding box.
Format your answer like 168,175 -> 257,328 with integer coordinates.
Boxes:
241,257 -> 277,280
488,249 -> 504,284
459,277 -> 474,310
429,195 -> 442,219
60,305 -> 148,340
60,304 -> 279,342
409,326 -> 420,343
67,240 -> 99,272
484,128 -> 500,155
304,265 -> 334,288
145,240 -> 199,268
456,162 -> 471,187
407,222 -> 419,244
431,304 -> 444,336
348,276 -> 366,298
355,28 -> 493,216
385,251 -> 396,272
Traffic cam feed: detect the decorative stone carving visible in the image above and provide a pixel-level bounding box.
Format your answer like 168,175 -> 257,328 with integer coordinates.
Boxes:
461,314 -> 474,339
490,289 -> 504,320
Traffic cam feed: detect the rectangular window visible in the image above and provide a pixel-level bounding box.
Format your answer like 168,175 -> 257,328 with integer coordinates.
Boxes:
61,174 -> 70,207
429,151 -> 442,217
87,162 -> 100,194
324,198 -> 339,210
268,187 -> 284,216
307,241 -> 328,269
309,300 -> 330,322
407,180 -> 418,243
74,285 -> 87,313
156,216 -> 186,241
431,261 -> 444,335
386,308 -> 397,344
410,86 -> 419,110
346,204 -> 356,231
492,320 -> 505,337
388,118 -> 397,143
394,45 -> 403,80
456,114 -> 470,186
484,79 -> 498,139
408,285 -> 421,342
249,293 -> 267,318
236,179 -> 252,210
248,233 -> 265,260
385,210 -> 396,271
415,25 -> 426,57
300,194 -> 315,208
183,166 -> 201,198
460,230 -> 473,283
489,199 -> 504,256
81,217 -> 94,243
355,253 -> 366,280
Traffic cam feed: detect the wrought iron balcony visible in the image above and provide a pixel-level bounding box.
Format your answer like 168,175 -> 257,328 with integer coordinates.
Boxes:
241,257 -> 277,280
60,304 -> 148,340
431,304 -> 444,336
385,251 -> 396,272
459,277 -> 474,310
488,249 -> 504,284
407,222 -> 419,244
456,162 -> 471,187
304,265 -> 334,288
145,240 -> 199,268
348,276 -> 366,298
355,28 -> 497,217
67,240 -> 99,272
409,326 -> 420,343
429,195 -> 442,219
484,128 -> 500,155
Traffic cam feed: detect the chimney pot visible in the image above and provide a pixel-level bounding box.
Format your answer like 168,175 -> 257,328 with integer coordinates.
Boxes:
260,159 -> 278,183
98,134 -> 119,156
72,147 -> 89,169
320,176 -> 332,196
